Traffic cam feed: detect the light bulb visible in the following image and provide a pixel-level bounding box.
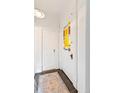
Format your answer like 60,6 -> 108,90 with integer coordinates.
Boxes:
34,9 -> 45,19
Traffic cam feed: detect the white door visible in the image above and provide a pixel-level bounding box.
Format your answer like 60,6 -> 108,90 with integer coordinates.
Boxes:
43,31 -> 58,71
34,26 -> 43,73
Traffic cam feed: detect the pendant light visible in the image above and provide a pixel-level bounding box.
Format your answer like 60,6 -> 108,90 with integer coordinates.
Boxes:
34,9 -> 45,19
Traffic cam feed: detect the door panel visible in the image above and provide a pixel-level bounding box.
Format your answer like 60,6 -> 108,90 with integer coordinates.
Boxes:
43,31 -> 58,71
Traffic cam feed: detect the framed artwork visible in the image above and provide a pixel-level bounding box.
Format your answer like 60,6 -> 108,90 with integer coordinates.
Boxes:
63,21 -> 71,50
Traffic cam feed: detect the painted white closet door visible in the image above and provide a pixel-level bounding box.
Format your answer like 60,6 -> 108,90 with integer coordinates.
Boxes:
43,31 -> 58,71
34,26 -> 43,73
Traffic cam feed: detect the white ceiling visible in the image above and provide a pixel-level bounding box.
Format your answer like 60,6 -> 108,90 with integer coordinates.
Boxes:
34,0 -> 70,16
34,0 -> 76,27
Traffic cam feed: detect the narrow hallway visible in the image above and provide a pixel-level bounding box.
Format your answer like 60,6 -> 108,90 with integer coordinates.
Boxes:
34,0 -> 89,93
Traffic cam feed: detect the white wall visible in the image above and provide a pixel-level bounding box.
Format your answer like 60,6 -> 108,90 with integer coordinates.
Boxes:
34,26 -> 43,73
77,4 -> 86,93
77,0 -> 90,93
59,0 -> 77,88
59,0 -> 89,93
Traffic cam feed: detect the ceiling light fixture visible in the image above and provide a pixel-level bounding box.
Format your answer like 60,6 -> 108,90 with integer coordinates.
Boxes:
34,9 -> 45,19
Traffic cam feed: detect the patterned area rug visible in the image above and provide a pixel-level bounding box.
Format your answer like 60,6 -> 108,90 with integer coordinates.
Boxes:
38,72 -> 70,93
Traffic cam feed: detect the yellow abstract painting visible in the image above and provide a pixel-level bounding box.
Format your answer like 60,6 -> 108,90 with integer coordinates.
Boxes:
63,21 -> 71,50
